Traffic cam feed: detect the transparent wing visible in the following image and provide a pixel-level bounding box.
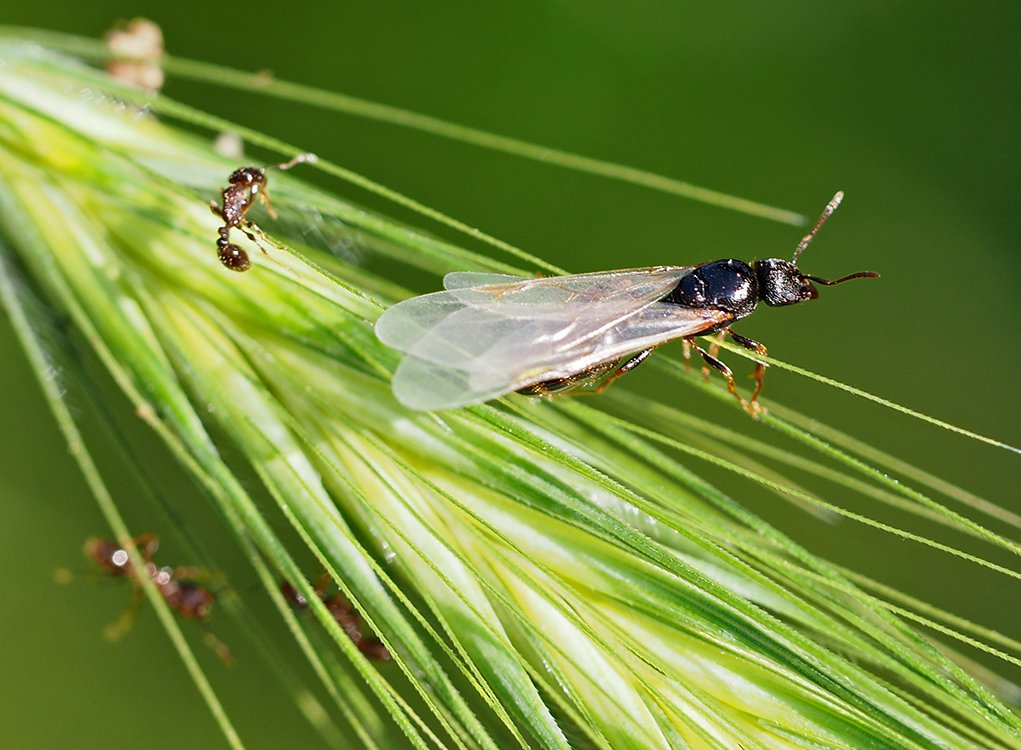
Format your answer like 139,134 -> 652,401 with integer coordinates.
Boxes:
443,272 -> 524,289
438,267 -> 693,320
377,268 -> 692,353
377,267 -> 695,355
387,301 -> 729,410
376,267 -> 729,411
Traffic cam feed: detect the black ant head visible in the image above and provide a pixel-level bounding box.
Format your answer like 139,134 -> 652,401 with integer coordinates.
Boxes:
755,192 -> 878,307
217,241 -> 251,272
227,166 -> 265,187
754,258 -> 820,306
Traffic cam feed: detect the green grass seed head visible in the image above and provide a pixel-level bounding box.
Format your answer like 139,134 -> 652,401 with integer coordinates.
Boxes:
1,35 -> 1019,750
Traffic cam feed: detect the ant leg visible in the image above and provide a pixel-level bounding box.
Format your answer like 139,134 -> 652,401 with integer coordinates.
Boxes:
171,566 -> 223,586
728,330 -> 769,409
551,348 -> 656,399
255,186 -> 279,220
274,152 -> 317,172
238,221 -> 284,255
589,348 -> 656,395
103,582 -> 145,641
52,568 -> 117,586
687,337 -> 759,416
202,630 -> 235,664
258,154 -> 316,219
682,339 -> 692,370
703,331 -> 725,380
210,200 -> 224,220
130,533 -> 160,562
314,572 -> 332,600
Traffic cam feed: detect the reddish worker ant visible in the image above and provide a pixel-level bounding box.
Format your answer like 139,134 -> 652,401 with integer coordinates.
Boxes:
281,575 -> 390,662
210,153 -> 316,272
79,533 -> 232,662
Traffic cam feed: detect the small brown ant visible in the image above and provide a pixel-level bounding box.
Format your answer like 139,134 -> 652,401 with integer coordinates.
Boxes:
80,533 -> 232,662
281,575 -> 390,662
210,153 -> 316,272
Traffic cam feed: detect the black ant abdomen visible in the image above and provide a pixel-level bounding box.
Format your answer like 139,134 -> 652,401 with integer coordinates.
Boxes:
217,236 -> 251,272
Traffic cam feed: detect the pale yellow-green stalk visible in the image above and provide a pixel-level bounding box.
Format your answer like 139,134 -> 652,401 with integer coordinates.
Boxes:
0,35 -> 1019,750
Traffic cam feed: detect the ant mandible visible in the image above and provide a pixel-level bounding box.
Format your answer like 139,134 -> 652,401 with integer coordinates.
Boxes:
281,574 -> 390,662
210,153 -> 316,272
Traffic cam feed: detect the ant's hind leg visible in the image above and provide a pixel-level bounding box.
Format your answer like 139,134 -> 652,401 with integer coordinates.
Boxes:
539,348 -> 656,399
314,572 -> 333,600
728,330 -> 769,409
687,337 -> 759,417
239,221 -> 284,255
202,631 -> 234,664
590,348 -> 656,395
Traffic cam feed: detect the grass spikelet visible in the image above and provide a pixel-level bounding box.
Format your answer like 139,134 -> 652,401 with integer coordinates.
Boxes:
0,35 -> 1018,750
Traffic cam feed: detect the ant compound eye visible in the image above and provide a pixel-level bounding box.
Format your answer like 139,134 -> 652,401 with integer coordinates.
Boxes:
218,244 -> 251,272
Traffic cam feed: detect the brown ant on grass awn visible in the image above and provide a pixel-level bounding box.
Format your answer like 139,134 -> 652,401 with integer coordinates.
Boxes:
210,153 -> 316,272
82,533 -> 232,662
281,574 -> 390,661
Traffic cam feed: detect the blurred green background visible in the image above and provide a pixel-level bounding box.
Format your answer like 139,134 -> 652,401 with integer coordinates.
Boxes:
2,2 -> 1019,747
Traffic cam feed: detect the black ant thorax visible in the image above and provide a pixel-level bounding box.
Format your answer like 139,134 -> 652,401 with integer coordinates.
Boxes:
210,154 -> 315,272
665,259 -> 760,319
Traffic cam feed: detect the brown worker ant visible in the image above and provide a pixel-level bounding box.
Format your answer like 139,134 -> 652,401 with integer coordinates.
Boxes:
281,575 -> 390,661
210,153 -> 316,272
78,533 -> 232,662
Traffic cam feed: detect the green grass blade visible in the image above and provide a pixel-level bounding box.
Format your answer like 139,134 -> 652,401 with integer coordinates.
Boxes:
0,26 -> 805,226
